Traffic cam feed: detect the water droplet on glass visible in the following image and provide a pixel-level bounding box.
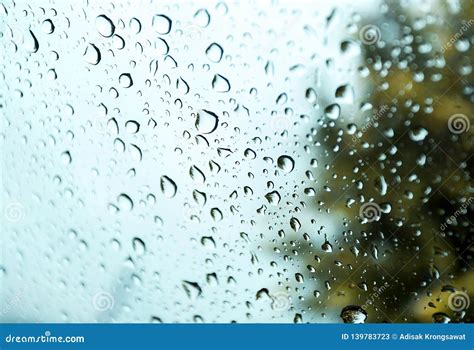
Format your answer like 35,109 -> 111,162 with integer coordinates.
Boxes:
182,281 -> 202,299
277,155 -> 295,173
206,43 -> 223,63
409,126 -> 428,141
119,73 -> 133,88
290,217 -> 301,232
322,240 -> 333,252
200,236 -> 216,249
132,237 -> 146,256
211,74 -> 230,92
305,88 -> 317,104
295,273 -> 304,283
83,43 -> 101,65
194,8 -> 210,27
432,312 -> 451,323
152,14 -> 172,34
324,103 -> 341,120
265,191 -> 281,205
129,17 -> 142,34
193,190 -> 207,206
210,208 -> 223,221
24,29 -> 39,53
42,19 -> 55,34
125,120 -> 140,134
117,193 -> 134,211
335,84 -> 354,104
61,151 -> 72,165
195,109 -> 219,134
160,176 -> 177,198
96,15 -> 115,37
340,305 -> 368,324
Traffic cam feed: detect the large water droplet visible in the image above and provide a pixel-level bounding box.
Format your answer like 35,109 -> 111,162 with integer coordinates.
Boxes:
322,241 -> 333,252
277,155 -> 295,173
96,15 -> 115,37
182,281 -> 202,299
409,126 -> 429,141
129,17 -> 142,34
152,14 -> 172,34
160,176 -> 177,198
195,109 -> 219,134
194,8 -> 210,27
24,30 -> 39,53
335,84 -> 354,104
117,193 -> 134,211
42,19 -> 55,34
206,43 -> 223,63
210,208 -> 223,221
324,103 -> 341,120
132,237 -> 146,256
211,74 -> 230,92
265,191 -> 281,205
290,217 -> 301,232
305,88 -> 317,104
340,305 -> 368,323
119,73 -> 133,88
83,43 -> 101,65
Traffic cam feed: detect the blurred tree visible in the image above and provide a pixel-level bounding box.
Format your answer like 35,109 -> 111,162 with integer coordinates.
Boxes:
272,0 -> 472,323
